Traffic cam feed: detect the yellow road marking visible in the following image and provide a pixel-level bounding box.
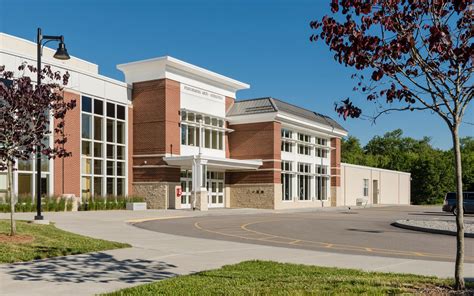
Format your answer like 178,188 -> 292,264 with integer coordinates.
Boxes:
126,216 -> 186,223
240,220 -> 454,259
194,219 -> 473,262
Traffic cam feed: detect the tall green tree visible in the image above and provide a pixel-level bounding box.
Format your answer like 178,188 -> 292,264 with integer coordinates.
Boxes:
341,136 -> 366,165
460,137 -> 474,191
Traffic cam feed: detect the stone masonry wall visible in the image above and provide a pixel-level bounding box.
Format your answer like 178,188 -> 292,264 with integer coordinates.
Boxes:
132,182 -> 170,209
229,184 -> 275,209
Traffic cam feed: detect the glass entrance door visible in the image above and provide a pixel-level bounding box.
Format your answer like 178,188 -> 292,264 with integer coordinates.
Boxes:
180,170 -> 192,209
207,171 -> 224,208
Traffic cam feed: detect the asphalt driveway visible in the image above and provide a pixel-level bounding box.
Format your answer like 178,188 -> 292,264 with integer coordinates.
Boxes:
136,205 -> 474,263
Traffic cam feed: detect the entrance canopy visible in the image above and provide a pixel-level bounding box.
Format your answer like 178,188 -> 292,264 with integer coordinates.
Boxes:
163,155 -> 262,171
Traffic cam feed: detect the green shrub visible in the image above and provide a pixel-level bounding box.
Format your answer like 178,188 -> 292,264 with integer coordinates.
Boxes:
128,195 -> 145,203
57,198 -> 66,211
0,195 -> 147,213
66,199 -> 73,211
0,195 -> 74,213
0,203 -> 9,212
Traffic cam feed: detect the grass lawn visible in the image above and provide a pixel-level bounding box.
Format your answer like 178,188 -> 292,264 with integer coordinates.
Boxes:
103,260 -> 467,295
0,220 -> 130,263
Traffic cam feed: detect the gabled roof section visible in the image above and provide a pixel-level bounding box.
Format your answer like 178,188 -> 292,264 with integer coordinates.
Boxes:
227,97 -> 347,132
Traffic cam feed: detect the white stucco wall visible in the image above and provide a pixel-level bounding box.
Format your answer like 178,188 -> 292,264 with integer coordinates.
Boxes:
0,33 -> 130,105
340,163 -> 411,206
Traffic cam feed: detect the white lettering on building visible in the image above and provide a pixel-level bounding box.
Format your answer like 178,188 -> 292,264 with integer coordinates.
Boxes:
182,84 -> 225,101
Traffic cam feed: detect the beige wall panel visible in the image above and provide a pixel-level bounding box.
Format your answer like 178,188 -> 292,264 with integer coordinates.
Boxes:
380,171 -> 399,204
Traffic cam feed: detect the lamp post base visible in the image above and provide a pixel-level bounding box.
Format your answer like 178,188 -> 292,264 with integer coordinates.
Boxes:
34,215 -> 44,220
31,219 -> 50,225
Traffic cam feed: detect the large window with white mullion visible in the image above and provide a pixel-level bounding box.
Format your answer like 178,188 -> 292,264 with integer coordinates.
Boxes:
297,162 -> 311,201
315,137 -> 329,158
14,133 -> 52,199
180,110 -> 225,150
81,96 -> 127,200
281,128 -> 293,153
315,165 -> 329,200
297,133 -> 312,156
281,161 -> 293,201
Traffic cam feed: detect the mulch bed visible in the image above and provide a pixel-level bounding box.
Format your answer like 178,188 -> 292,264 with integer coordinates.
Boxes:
0,233 -> 35,244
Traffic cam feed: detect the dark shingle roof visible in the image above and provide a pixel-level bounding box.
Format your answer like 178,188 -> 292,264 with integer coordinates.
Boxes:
227,97 -> 346,132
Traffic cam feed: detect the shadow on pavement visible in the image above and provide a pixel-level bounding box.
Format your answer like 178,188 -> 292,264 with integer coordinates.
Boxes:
408,212 -> 452,217
409,212 -> 474,218
3,252 -> 177,284
346,228 -> 384,234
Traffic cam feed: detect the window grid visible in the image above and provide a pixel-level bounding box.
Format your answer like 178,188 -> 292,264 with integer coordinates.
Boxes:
81,96 -> 127,200
297,163 -> 311,200
281,161 -> 293,201
181,110 -> 225,150
280,127 -> 331,202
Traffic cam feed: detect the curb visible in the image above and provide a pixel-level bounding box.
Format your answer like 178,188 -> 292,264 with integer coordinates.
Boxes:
392,221 -> 474,238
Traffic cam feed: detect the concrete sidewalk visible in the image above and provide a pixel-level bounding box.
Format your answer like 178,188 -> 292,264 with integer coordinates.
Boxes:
0,208 -> 472,296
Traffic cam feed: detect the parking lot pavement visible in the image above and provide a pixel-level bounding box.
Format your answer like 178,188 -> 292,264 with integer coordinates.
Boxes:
136,206 -> 474,263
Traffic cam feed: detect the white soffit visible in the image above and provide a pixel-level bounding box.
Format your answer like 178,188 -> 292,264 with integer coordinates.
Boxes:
117,56 -> 250,96
276,112 -> 348,137
163,155 -> 262,170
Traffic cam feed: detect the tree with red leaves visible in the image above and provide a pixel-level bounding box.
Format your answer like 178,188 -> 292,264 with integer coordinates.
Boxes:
0,63 -> 76,236
310,0 -> 472,289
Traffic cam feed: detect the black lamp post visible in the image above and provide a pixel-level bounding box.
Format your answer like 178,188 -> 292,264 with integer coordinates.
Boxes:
35,28 -> 70,221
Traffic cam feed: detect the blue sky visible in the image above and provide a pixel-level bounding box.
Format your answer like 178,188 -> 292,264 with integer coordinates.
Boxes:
1,0 -> 472,149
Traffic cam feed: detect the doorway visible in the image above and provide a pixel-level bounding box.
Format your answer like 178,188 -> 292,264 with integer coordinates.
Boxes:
207,171 -> 224,208
180,170 -> 225,209
372,180 -> 379,204
180,170 -> 192,209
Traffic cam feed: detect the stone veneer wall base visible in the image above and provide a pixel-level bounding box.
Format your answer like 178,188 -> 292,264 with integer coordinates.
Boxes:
331,186 -> 339,207
229,183 -> 278,209
132,182 -> 178,209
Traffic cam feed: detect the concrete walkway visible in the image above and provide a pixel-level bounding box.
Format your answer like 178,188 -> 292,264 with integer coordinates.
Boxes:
0,208 -> 473,296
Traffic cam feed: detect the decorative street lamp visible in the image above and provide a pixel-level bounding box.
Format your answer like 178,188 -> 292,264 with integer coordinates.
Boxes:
35,28 -> 70,221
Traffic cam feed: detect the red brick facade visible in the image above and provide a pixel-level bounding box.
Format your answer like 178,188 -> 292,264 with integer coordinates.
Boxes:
131,78 -> 181,183
224,97 -> 235,159
227,121 -> 281,184
225,96 -> 235,112
132,79 -> 180,155
53,91 -> 81,197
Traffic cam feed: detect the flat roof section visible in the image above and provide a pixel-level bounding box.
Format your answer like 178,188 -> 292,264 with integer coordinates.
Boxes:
117,56 -> 250,93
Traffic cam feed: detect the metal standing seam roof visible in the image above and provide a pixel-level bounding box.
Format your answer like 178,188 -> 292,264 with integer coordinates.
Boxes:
227,97 -> 347,132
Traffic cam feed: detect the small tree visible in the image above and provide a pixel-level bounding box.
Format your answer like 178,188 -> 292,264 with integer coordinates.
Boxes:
310,0 -> 472,290
0,63 -> 76,235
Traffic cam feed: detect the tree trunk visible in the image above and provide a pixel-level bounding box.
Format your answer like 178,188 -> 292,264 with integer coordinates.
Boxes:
7,160 -> 16,236
451,127 -> 464,290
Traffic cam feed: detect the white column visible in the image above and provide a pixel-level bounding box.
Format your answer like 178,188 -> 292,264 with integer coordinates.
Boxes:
191,157 -> 208,211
